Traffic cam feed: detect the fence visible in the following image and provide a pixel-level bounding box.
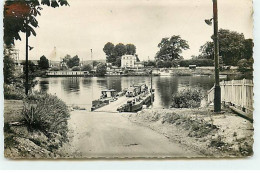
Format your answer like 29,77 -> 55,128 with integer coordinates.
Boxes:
208,79 -> 254,115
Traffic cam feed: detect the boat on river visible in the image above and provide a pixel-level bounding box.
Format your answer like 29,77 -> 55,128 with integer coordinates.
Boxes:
91,84 -> 154,112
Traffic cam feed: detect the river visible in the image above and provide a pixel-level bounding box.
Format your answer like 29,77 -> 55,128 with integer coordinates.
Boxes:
34,76 -> 215,110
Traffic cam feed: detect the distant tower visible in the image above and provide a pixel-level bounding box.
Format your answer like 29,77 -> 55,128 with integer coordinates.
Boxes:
49,46 -> 57,67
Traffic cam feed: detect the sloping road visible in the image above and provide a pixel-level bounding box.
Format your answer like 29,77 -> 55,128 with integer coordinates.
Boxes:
65,110 -> 200,158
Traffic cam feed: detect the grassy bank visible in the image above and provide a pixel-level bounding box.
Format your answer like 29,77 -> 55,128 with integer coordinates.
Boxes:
125,108 -> 253,157
4,97 -> 70,159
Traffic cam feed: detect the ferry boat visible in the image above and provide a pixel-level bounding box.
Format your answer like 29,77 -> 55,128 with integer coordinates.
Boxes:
91,84 -> 154,112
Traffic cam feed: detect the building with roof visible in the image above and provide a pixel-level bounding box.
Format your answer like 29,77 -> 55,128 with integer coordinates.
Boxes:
121,55 -> 144,68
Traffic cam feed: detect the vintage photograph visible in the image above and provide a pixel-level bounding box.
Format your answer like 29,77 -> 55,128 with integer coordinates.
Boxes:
3,0 -> 254,159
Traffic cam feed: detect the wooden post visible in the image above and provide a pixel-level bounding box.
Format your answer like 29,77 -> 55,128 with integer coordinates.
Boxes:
231,80 -> 234,106
242,78 -> 245,110
25,28 -> 29,95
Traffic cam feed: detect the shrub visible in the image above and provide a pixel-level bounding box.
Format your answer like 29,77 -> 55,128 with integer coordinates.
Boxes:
22,92 -> 70,142
81,64 -> 92,72
4,55 -> 15,84
50,67 -> 60,71
4,84 -> 25,100
71,66 -> 81,71
96,63 -> 107,76
171,88 -> 203,108
238,58 -> 253,72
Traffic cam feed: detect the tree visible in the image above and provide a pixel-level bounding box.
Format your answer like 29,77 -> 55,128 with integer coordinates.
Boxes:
135,54 -> 140,62
114,43 -> 126,57
62,54 -> 71,64
96,63 -> 107,76
93,60 -> 99,67
114,58 -> 121,67
242,39 -> 253,60
67,55 -> 80,68
217,29 -> 245,65
144,60 -> 156,67
238,59 -> 250,72
126,44 -> 136,55
4,0 -> 69,46
38,55 -> 49,70
103,42 -> 114,57
4,55 -> 15,84
103,42 -> 115,63
155,35 -> 189,61
156,60 -> 164,68
198,29 -> 253,66
199,41 -> 214,59
81,64 -> 92,72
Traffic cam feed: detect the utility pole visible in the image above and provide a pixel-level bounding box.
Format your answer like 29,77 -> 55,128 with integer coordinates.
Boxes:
91,49 -> 93,68
213,0 -> 221,112
25,26 -> 29,95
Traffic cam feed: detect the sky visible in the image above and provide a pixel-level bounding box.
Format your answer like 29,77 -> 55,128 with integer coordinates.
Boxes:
13,0 -> 253,61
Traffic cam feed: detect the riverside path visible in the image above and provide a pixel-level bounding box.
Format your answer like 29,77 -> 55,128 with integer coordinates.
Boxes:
62,110 -> 200,158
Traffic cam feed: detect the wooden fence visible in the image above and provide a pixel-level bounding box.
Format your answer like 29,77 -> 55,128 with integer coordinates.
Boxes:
208,79 -> 254,115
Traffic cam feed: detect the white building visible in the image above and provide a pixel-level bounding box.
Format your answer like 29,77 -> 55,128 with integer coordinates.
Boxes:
121,55 -> 137,68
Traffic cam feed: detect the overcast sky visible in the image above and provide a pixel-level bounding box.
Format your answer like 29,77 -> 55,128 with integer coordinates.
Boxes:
14,0 -> 253,61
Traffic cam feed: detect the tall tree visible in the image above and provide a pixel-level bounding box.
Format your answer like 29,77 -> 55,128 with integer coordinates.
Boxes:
126,44 -> 136,55
103,42 -> 114,57
38,55 -> 49,69
199,41 -> 214,59
96,63 -> 107,76
113,43 -> 127,57
242,39 -> 253,60
62,54 -> 71,63
67,55 -> 80,68
4,0 -> 69,46
217,29 -> 245,65
155,35 -> 189,61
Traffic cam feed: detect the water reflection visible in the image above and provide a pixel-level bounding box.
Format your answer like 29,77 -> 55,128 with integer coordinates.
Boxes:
35,76 -> 215,109
39,80 -> 49,92
61,78 -> 80,93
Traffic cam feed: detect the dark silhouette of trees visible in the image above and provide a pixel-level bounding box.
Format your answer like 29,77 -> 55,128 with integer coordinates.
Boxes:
67,55 -> 80,68
81,64 -> 92,72
126,44 -> 136,55
155,35 -> 189,61
38,55 -> 49,70
96,63 -> 107,76
198,29 -> 254,66
4,0 -> 69,46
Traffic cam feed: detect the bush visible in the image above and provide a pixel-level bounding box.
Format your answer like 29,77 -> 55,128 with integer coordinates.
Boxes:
171,88 -> 203,108
96,63 -> 107,76
81,64 -> 92,72
4,84 -> 25,100
238,58 -> 253,72
179,59 -> 214,67
50,67 -> 60,71
71,66 -> 81,71
4,55 -> 15,84
22,92 -> 70,142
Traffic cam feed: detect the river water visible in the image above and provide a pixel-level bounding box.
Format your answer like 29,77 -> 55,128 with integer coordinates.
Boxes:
34,76 -> 215,110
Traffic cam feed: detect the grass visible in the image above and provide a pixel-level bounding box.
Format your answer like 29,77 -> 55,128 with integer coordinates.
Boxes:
22,92 -> 70,142
4,84 -> 25,100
